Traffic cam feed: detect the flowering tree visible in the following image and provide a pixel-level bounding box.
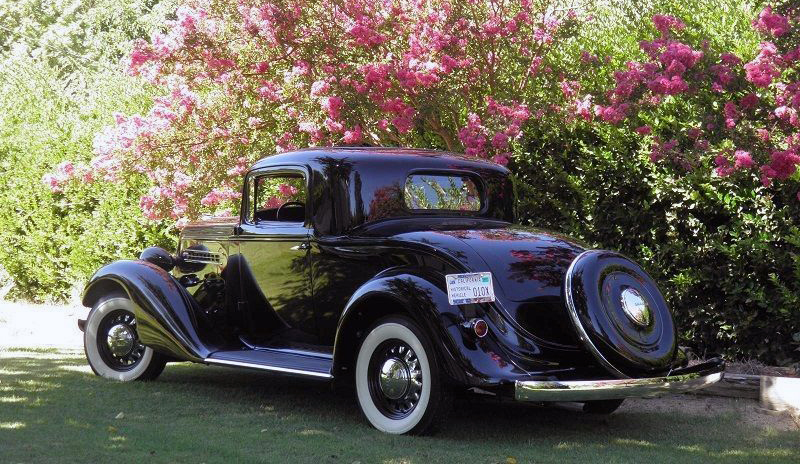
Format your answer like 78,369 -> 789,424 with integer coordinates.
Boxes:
47,1 -> 800,225
46,0 -> 586,224
589,5 -> 800,197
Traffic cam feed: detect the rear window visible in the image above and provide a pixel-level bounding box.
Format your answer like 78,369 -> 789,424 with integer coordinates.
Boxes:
404,174 -> 482,211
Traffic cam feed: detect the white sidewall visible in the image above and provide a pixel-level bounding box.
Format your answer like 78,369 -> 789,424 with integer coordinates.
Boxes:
355,322 -> 432,434
84,296 -> 155,381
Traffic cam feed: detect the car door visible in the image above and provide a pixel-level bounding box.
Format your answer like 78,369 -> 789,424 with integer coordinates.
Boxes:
236,166 -> 318,344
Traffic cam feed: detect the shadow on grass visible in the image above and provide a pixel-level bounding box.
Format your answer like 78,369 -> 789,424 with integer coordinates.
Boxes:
0,348 -> 798,463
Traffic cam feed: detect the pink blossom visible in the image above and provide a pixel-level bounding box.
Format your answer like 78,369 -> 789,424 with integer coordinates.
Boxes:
390,115 -> 412,134
734,150 -> 754,169
310,80 -> 331,97
491,132 -> 509,150
594,104 -> 628,124
775,106 -> 800,126
756,128 -> 770,141
714,154 -> 735,177
753,6 -> 790,37
745,43 -> 783,88
264,196 -> 282,209
492,153 -> 510,165
278,184 -> 298,196
257,81 -> 282,101
342,126 -> 363,144
459,113 -> 487,158
42,174 -> 63,193
740,93 -> 760,110
724,101 -> 739,128
761,150 -> 800,184
687,127 -> 702,139
57,161 -> 75,178
720,53 -> 742,65
635,125 -> 652,135
321,96 -> 344,119
324,118 -> 344,133
575,95 -> 593,121
560,80 -> 580,98
580,51 -> 598,64
652,15 -> 685,36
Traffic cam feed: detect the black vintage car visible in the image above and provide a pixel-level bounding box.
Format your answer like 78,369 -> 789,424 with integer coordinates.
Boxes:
79,147 -> 724,434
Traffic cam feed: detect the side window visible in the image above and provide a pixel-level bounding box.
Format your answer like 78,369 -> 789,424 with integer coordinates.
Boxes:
404,174 -> 482,212
247,172 -> 306,223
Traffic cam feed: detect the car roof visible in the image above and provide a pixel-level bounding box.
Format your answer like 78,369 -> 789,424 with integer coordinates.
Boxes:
251,146 -> 509,173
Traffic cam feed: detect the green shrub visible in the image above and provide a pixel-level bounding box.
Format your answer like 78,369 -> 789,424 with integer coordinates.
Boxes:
0,0 -> 177,302
512,0 -> 800,365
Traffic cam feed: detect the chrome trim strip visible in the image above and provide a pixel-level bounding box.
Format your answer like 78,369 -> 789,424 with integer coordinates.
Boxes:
564,250 -> 630,379
204,358 -> 333,379
515,368 -> 723,402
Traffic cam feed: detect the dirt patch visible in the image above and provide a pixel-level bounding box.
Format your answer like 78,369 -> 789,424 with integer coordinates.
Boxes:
725,359 -> 798,378
624,394 -> 799,432
0,300 -> 87,350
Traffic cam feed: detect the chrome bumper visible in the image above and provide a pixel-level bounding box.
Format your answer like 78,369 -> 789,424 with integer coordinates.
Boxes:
515,358 -> 725,402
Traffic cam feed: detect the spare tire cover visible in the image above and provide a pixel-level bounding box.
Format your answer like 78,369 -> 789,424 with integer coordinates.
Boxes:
564,250 -> 677,378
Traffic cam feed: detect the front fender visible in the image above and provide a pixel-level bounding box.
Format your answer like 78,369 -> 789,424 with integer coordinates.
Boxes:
82,260 -> 213,362
332,269 -> 539,388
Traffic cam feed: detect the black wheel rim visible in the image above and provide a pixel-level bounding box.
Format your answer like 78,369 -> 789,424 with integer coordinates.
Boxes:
367,339 -> 423,419
96,309 -> 146,371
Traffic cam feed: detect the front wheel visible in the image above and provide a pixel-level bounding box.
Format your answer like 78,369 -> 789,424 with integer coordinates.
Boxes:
84,293 -> 166,381
355,316 -> 451,435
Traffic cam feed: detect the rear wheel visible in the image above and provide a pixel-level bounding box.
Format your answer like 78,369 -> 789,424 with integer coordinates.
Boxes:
84,293 -> 166,381
355,316 -> 451,435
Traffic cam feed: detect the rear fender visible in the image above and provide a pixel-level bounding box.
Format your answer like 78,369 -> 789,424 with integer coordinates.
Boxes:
332,269 -> 536,388
82,260 -> 214,362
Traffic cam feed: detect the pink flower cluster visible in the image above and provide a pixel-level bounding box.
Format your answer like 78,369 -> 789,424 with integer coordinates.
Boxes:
745,42 -> 782,88
591,6 -> 800,192
36,1 -> 595,221
200,187 -> 240,207
458,98 -> 531,164
754,6 -> 790,37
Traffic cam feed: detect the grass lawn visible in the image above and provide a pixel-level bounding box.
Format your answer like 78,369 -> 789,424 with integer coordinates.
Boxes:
0,348 -> 798,463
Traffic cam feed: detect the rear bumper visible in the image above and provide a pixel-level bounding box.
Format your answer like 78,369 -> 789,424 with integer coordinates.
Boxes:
515,358 -> 724,402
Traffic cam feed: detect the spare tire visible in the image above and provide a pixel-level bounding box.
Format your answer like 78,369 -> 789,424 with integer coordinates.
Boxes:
564,250 -> 677,378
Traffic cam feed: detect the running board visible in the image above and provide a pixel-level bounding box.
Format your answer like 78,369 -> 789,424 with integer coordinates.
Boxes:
204,349 -> 333,379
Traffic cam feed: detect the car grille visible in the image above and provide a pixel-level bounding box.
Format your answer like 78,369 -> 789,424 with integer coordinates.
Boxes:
181,249 -> 222,265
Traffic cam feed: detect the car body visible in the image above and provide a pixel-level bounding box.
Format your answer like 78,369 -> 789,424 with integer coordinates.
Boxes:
79,147 -> 724,434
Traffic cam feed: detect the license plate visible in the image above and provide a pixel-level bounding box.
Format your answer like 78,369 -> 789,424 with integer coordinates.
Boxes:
445,272 -> 495,305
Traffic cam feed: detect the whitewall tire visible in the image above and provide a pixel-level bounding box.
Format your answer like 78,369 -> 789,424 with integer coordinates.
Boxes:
84,293 -> 166,381
355,316 -> 450,435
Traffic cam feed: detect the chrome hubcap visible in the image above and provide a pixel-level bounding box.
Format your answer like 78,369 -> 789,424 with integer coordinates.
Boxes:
107,324 -> 135,357
379,358 -> 410,400
368,341 -> 423,419
97,310 -> 146,371
620,287 -> 652,327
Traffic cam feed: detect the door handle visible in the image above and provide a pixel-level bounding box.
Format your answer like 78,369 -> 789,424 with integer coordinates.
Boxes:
290,242 -> 311,251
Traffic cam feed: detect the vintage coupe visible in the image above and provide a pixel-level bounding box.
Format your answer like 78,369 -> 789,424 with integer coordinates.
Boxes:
79,147 -> 724,434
